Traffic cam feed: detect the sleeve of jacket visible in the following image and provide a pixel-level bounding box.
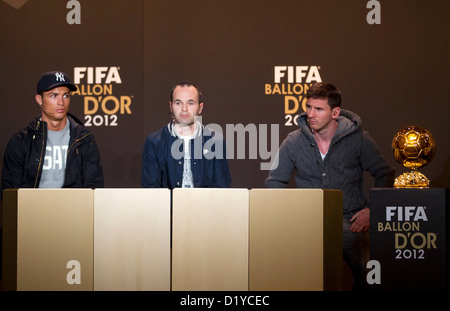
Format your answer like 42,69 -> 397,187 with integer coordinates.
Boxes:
211,134 -> 232,188
82,136 -> 104,188
360,130 -> 396,187
141,134 -> 163,188
265,133 -> 295,188
1,133 -> 28,199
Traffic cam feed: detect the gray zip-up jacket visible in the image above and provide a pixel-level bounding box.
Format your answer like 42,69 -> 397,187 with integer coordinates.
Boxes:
265,109 -> 395,214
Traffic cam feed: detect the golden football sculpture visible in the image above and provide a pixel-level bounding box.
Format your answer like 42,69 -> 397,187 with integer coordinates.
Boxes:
392,126 -> 436,188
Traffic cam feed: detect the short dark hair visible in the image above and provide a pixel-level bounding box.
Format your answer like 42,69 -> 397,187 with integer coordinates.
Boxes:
169,81 -> 203,103
306,82 -> 341,109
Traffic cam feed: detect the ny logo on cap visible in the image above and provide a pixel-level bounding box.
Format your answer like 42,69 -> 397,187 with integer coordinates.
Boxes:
55,72 -> 66,82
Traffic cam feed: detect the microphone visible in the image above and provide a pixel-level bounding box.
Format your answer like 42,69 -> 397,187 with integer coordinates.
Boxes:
40,105 -> 53,114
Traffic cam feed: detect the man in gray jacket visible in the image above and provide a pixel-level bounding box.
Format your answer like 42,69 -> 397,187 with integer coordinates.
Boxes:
266,82 -> 395,290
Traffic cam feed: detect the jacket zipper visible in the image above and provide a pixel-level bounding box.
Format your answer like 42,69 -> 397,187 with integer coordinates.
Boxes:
33,121 -> 46,188
67,133 -> 91,155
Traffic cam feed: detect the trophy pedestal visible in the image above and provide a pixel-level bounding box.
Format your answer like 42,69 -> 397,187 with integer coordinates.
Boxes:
394,170 -> 430,188
369,188 -> 448,290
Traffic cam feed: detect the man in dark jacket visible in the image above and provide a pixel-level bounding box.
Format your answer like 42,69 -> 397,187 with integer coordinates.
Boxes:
1,71 -> 104,194
266,82 -> 395,290
141,81 -> 231,188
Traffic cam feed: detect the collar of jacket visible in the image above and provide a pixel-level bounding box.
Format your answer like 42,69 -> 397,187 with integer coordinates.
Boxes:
167,120 -> 204,139
28,113 -> 92,142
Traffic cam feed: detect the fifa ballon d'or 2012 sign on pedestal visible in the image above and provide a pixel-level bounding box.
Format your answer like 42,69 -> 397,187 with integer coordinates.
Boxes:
392,126 -> 436,188
370,127 -> 445,290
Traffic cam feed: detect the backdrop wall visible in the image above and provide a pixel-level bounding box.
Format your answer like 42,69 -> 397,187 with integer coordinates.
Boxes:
1,0 -> 449,191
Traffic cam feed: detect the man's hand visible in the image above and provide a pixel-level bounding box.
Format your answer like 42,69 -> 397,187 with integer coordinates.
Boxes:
350,207 -> 370,233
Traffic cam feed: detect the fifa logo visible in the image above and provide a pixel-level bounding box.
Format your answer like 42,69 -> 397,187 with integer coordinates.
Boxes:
72,66 -> 133,127
265,66 -> 322,127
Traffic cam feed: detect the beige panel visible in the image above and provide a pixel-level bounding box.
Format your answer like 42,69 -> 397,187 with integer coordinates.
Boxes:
172,188 -> 249,291
7,189 -> 94,291
93,188 -> 171,291
249,189 -> 342,291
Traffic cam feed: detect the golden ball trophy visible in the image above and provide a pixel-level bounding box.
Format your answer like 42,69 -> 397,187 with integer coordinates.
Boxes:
392,126 -> 436,188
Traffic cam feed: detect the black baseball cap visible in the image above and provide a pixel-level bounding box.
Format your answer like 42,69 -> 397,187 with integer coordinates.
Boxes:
36,71 -> 77,93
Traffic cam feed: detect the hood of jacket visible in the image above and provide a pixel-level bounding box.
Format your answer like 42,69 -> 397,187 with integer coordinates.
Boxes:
27,113 -> 92,138
297,108 -> 362,144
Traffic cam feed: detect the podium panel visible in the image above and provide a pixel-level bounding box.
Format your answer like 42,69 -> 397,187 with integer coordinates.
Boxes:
93,189 -> 171,291
172,188 -> 249,291
2,189 -> 94,291
370,188 -> 448,290
249,189 -> 343,291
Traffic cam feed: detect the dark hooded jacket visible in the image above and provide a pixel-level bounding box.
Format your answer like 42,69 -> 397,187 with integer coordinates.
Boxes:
1,113 -> 104,197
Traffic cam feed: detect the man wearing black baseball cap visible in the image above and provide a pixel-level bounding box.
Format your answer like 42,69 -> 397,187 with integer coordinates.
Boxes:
36,71 -> 78,94
1,71 -> 104,193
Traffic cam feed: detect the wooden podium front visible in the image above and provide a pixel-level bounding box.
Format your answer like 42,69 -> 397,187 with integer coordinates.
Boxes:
2,189 -> 94,291
171,188 -> 249,291
249,189 -> 343,291
2,188 -> 343,291
93,189 -> 171,291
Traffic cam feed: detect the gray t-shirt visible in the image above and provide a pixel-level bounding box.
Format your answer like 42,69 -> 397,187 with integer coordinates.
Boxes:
39,121 -> 70,188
